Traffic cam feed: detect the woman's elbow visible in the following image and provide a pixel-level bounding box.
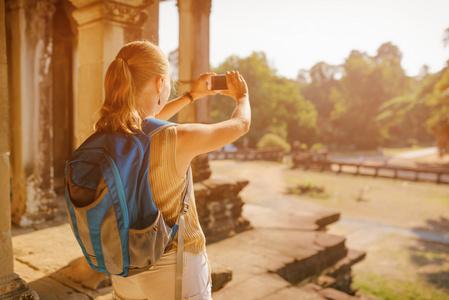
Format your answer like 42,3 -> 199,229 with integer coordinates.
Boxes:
239,118 -> 251,135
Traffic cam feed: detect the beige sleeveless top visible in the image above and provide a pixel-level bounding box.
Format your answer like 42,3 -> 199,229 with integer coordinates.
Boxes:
148,126 -> 206,255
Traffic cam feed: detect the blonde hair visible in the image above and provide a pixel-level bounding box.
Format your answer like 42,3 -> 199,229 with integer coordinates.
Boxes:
95,40 -> 170,133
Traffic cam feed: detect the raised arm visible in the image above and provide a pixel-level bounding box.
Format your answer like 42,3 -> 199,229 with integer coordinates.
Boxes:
155,73 -> 217,121
175,71 -> 251,176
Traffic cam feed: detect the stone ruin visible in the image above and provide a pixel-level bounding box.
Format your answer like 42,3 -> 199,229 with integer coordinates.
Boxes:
195,177 -> 251,244
208,203 -> 369,299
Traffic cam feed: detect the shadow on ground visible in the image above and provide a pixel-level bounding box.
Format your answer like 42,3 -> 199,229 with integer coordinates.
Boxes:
409,217 -> 449,293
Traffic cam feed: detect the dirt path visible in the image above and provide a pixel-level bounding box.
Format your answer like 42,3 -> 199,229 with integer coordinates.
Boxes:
210,159 -> 449,237
393,147 -> 437,159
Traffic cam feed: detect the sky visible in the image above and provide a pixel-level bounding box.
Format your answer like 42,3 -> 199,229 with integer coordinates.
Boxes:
159,0 -> 449,79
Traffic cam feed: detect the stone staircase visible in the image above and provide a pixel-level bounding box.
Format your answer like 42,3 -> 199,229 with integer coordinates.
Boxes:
208,204 -> 369,299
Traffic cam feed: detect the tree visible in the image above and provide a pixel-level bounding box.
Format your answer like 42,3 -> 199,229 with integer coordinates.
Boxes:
211,52 -> 317,148
376,69 -> 439,146
426,64 -> 449,156
444,27 -> 449,48
328,43 -> 409,149
298,62 -> 341,144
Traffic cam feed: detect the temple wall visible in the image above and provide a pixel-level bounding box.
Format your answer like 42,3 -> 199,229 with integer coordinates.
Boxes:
6,0 -> 57,226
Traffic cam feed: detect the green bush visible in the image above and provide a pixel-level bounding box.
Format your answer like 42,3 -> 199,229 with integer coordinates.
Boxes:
311,143 -> 324,151
257,133 -> 291,153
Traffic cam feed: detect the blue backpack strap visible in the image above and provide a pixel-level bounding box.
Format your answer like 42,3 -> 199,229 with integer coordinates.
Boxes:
141,118 -> 176,136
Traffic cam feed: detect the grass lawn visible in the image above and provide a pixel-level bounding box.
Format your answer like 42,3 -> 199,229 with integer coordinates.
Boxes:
352,234 -> 449,300
282,167 -> 449,233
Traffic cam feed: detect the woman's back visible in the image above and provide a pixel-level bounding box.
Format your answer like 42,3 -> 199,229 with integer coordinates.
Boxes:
149,125 -> 205,255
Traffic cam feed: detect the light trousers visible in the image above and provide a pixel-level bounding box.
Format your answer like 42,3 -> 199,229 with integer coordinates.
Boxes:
112,251 -> 212,300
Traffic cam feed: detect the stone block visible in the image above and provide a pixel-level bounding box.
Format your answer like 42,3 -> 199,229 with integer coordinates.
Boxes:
317,275 -> 337,288
282,204 -> 340,230
326,248 -> 366,278
14,259 -> 46,284
315,232 -> 348,270
321,248 -> 366,293
29,276 -> 90,300
318,287 -> 359,300
54,257 -> 111,290
195,178 -> 251,244
212,273 -> 289,300
346,249 -> 366,266
12,224 -> 82,275
210,261 -> 232,292
243,204 -> 319,231
264,286 -> 326,300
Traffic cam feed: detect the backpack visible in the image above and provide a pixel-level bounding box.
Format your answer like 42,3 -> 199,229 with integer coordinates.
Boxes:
64,118 -> 191,285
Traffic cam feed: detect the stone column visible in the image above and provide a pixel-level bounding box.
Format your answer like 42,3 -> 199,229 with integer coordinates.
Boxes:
177,0 -> 212,182
6,0 -> 57,226
143,0 -> 159,43
69,0 -> 154,147
0,0 -> 39,297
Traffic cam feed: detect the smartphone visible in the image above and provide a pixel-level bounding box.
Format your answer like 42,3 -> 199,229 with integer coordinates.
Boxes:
211,75 -> 228,90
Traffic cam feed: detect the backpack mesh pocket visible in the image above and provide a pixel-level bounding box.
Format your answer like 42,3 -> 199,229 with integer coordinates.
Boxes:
128,211 -> 173,270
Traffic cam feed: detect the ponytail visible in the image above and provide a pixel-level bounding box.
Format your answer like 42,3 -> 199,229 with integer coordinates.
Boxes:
95,40 -> 170,133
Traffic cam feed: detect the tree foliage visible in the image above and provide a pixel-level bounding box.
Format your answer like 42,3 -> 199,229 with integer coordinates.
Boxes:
426,64 -> 449,156
376,70 -> 440,146
211,52 -> 317,148
210,35 -> 448,155
257,133 -> 291,153
298,62 -> 340,144
328,43 -> 410,149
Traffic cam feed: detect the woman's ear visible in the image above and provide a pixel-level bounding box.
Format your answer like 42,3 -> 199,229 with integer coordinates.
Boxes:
156,76 -> 165,94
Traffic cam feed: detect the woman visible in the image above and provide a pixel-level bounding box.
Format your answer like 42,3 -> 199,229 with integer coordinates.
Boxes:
95,40 -> 250,300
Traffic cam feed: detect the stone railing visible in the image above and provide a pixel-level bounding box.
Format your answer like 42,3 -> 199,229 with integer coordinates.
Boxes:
293,159 -> 449,184
209,148 -> 284,162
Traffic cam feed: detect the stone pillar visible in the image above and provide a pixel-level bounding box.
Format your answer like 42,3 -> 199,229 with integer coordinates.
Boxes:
0,0 -> 39,297
177,0 -> 212,182
52,1 -> 76,192
6,0 -> 57,226
69,0 -> 154,147
143,0 -> 159,44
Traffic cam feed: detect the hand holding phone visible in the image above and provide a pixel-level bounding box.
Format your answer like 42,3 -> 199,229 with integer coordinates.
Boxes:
217,71 -> 248,102
211,75 -> 228,90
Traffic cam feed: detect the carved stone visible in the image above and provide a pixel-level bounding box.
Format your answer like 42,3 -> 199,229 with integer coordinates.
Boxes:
5,0 -> 24,11
195,178 -> 252,244
104,1 -> 148,26
0,274 -> 39,300
193,154 -> 212,183
70,0 -> 151,26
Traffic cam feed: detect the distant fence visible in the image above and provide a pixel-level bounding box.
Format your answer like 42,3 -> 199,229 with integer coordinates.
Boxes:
209,148 -> 284,161
293,159 -> 449,184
